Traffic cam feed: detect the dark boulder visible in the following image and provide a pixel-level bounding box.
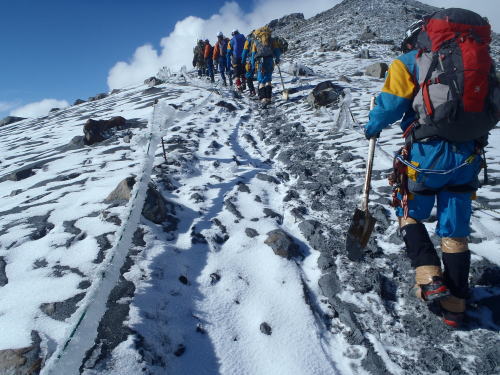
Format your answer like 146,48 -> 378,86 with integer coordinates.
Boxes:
49,107 -> 59,113
359,26 -> 377,41
307,81 -> 344,108
215,101 -> 237,112
105,177 -> 136,204
0,116 -> 25,127
88,93 -> 108,102
0,331 -> 42,375
365,62 -> 389,78
73,99 -> 85,105
144,77 -> 164,87
83,116 -> 126,145
0,257 -> 7,287
264,229 -> 301,259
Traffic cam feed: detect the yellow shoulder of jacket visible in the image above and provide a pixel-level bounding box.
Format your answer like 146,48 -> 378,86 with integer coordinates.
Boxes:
381,59 -> 416,100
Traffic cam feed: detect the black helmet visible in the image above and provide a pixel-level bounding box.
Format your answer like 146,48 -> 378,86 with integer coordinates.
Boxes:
401,19 -> 424,52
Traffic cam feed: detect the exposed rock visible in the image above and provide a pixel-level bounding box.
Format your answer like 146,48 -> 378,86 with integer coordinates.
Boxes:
245,228 -> 259,238
365,62 -> 389,78
6,168 -> 34,181
264,229 -> 301,259
224,199 -> 243,219
260,322 -> 272,335
237,182 -> 251,193
0,331 -> 42,375
190,192 -> 204,203
83,116 -> 126,145
210,272 -> 221,285
110,89 -> 121,95
263,208 -> 283,224
320,38 -> 339,52
178,275 -> 188,285
0,257 -> 7,287
283,190 -> 300,202
144,77 -> 164,87
40,293 -> 85,321
88,93 -> 107,101
132,227 -> 146,247
359,26 -> 377,41
174,344 -> 186,357
307,81 -> 344,108
339,75 -> 352,83
357,49 -> 371,59
268,12 -> 305,30
0,116 -> 25,127
49,107 -> 59,113
73,99 -> 85,105
142,183 -> 177,226
215,101 -> 237,112
105,177 -> 136,204
256,173 -> 280,184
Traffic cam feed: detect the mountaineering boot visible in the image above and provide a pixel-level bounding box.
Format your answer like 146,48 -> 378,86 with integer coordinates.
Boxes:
258,86 -> 266,103
440,296 -> 465,328
401,222 -> 449,301
265,85 -> 272,103
247,79 -> 255,96
439,237 -> 470,328
413,271 -> 450,302
222,78 -> 227,87
235,78 -> 242,90
242,77 -> 247,91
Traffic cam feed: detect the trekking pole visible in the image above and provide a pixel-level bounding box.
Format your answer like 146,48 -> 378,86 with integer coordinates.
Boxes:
276,64 -> 289,101
483,149 -> 488,185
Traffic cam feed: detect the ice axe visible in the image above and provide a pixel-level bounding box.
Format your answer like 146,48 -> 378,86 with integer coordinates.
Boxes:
276,63 -> 289,101
345,96 -> 377,261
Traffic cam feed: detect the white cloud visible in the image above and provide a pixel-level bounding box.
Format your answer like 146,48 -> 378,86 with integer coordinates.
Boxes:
0,101 -> 19,113
107,0 -> 337,89
10,99 -> 69,118
107,0 -> 500,90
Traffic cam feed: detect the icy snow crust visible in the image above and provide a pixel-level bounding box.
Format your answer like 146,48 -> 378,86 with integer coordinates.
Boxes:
1,40 -> 500,375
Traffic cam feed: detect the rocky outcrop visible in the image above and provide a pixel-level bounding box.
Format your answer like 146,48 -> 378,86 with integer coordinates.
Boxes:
268,13 -> 305,30
88,93 -> 108,102
0,257 -> 7,287
83,116 -> 126,145
0,332 -> 42,375
307,81 -> 344,108
144,77 -> 164,87
365,62 -> 388,78
142,183 -> 178,230
73,99 -> 85,105
359,26 -> 376,41
0,116 -> 25,127
264,229 -> 301,259
105,177 -> 136,204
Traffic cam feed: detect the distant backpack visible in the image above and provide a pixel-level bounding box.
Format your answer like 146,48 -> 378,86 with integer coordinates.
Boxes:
254,27 -> 274,58
412,8 -> 500,142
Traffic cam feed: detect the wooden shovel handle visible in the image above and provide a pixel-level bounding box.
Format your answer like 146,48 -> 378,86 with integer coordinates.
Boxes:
362,97 -> 376,212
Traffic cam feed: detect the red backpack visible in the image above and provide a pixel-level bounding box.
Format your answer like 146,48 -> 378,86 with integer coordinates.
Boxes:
412,8 -> 500,142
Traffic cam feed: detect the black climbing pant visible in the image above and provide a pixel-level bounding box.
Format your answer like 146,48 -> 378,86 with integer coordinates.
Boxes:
401,223 -> 441,268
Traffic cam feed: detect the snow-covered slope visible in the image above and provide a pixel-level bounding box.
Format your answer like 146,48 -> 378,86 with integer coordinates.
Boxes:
1,1 -> 499,374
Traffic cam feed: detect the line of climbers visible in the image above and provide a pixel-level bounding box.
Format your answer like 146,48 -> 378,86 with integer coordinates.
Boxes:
192,27 -> 286,104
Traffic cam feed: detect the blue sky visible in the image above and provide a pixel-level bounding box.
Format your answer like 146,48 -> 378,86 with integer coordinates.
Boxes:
0,0 -> 252,117
1,0 -> 499,118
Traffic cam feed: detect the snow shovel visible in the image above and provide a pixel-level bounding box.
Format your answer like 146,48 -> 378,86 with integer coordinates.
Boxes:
346,96 -> 377,261
276,64 -> 289,100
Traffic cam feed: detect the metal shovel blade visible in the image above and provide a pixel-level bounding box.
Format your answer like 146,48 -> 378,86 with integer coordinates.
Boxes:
282,90 -> 289,101
346,208 -> 376,261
